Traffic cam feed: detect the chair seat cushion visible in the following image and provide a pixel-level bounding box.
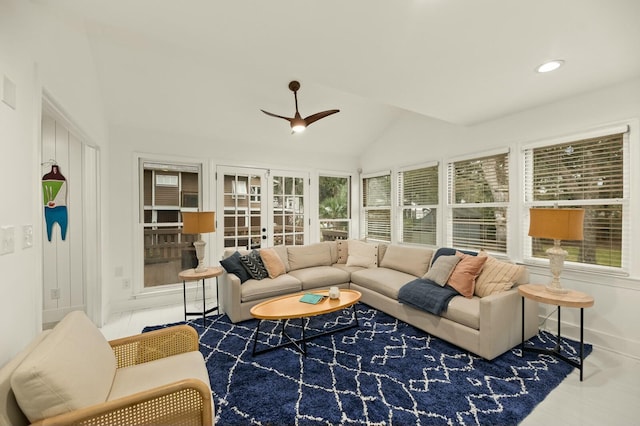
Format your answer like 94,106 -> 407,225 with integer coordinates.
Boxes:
108,351 -> 210,401
11,311 -> 116,422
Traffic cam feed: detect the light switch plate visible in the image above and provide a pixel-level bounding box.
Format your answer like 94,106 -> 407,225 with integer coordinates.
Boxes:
0,226 -> 15,255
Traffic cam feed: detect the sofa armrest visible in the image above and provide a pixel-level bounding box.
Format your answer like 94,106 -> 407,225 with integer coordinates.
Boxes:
30,378 -> 213,426
219,272 -> 244,323
478,288 -> 538,360
109,325 -> 199,368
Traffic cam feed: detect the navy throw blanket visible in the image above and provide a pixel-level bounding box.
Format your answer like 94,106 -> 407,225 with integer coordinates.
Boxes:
398,278 -> 459,315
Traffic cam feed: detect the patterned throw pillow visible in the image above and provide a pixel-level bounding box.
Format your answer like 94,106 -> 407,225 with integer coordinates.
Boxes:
239,250 -> 269,280
474,251 -> 525,297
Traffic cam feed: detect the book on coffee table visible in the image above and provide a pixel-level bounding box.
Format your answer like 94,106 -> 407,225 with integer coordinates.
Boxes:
299,293 -> 326,304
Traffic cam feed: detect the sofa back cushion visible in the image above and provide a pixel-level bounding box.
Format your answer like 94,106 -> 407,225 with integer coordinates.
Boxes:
379,245 -> 434,277
11,311 -> 116,422
287,243 -> 332,271
345,240 -> 379,268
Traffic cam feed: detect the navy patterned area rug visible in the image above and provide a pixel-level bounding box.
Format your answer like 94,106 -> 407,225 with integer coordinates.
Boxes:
144,304 -> 591,425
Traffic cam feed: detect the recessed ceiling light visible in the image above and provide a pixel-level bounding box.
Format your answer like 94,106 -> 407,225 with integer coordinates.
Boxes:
536,60 -> 565,73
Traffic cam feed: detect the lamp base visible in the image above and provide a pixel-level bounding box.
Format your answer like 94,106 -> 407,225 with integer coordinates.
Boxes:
545,242 -> 570,294
193,240 -> 207,273
545,285 -> 569,294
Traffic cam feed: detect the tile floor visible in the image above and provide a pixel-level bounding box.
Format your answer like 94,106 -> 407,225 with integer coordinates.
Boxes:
100,304 -> 640,425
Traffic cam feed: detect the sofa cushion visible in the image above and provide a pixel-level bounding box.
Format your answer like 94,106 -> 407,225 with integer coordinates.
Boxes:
272,245 -> 291,272
346,240 -> 378,268
220,251 -> 252,283
474,251 -> 525,297
448,252 -> 487,298
11,311 -> 117,422
336,240 -> 348,264
240,250 -> 269,280
379,245 -> 434,277
326,241 -> 339,264
288,266 -> 350,290
351,267 -> 417,300
287,243 -> 332,271
423,255 -> 460,286
109,351 -> 210,401
240,275 -> 302,302
441,296 -> 481,330
259,248 -> 287,279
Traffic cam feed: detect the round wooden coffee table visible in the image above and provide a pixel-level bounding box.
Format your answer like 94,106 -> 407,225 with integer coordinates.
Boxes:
250,289 -> 361,356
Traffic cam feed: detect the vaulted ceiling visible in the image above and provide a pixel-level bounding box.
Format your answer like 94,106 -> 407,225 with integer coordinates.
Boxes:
37,0 -> 640,157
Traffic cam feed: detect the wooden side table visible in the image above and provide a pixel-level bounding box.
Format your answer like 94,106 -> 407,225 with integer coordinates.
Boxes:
178,267 -> 224,324
518,283 -> 594,381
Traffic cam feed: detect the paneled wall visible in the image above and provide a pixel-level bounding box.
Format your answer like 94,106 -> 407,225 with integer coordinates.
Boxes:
41,113 -> 85,323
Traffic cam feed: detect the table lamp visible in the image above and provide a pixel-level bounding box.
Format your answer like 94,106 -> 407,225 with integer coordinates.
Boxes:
182,211 -> 215,273
528,207 -> 584,294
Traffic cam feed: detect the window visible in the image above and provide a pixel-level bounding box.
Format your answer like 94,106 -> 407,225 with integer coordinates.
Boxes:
447,151 -> 509,252
524,129 -> 628,269
319,175 -> 351,241
362,172 -> 391,242
141,160 -> 201,287
397,163 -> 438,245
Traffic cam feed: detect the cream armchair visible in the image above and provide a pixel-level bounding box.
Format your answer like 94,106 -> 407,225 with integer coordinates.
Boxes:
0,311 -> 213,426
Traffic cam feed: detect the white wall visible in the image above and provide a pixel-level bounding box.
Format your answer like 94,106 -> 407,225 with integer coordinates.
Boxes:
0,1 -> 108,366
107,124 -> 360,312
361,77 -> 640,359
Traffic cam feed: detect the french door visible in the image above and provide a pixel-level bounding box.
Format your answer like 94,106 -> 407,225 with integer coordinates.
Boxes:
217,166 -> 309,250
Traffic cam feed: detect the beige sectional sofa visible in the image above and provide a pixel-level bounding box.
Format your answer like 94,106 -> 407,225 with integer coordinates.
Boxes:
219,241 -> 539,361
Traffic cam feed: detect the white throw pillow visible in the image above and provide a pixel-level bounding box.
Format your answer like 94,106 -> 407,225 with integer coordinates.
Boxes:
346,240 -> 378,268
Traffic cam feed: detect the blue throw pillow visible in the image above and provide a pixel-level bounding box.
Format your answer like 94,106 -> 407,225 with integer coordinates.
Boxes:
431,247 -> 477,266
220,251 -> 251,283
239,250 -> 269,280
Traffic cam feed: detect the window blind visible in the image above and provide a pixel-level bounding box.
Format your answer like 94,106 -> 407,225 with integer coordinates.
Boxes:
397,164 -> 438,245
447,152 -> 509,252
362,173 -> 391,242
524,132 -> 627,269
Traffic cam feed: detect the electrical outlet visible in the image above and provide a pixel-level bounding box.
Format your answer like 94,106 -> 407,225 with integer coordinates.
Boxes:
50,288 -> 60,300
0,226 -> 15,255
22,225 -> 33,249
122,278 -> 131,289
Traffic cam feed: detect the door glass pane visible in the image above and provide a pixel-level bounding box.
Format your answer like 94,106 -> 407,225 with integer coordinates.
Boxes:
223,173 -> 263,249
273,174 -> 305,246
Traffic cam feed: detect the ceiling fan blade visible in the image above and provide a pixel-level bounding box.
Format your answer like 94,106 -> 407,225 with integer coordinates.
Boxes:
304,109 -> 340,127
260,109 -> 293,122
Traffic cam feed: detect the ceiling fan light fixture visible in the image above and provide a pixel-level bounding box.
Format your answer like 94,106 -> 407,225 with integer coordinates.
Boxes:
291,122 -> 306,133
536,60 -> 564,73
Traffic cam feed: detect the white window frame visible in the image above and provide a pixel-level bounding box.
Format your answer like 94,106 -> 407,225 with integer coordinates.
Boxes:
361,170 -> 392,242
396,161 -> 439,246
318,173 -> 352,242
446,148 -> 510,253
522,124 -> 630,275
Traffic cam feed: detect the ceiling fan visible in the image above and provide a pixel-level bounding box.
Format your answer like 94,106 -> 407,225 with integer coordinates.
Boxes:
261,81 -> 339,133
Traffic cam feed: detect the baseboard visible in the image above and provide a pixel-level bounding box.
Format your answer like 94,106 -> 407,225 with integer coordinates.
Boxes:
541,315 -> 640,360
